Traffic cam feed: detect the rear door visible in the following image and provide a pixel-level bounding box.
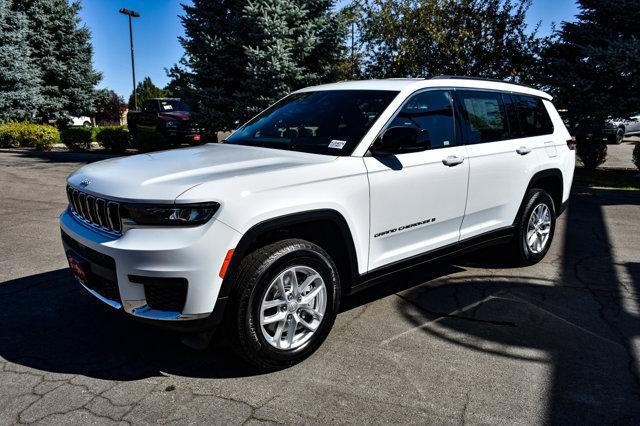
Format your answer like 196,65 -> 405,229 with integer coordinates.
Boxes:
365,89 -> 469,270
457,90 -> 551,240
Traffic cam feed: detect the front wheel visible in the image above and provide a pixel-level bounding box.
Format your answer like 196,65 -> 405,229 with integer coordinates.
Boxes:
226,239 -> 341,370
608,126 -> 625,144
512,189 -> 556,266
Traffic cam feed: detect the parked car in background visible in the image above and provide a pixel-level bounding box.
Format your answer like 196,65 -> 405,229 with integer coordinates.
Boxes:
60,77 -> 574,370
605,114 -> 640,144
68,116 -> 92,127
127,98 -> 203,146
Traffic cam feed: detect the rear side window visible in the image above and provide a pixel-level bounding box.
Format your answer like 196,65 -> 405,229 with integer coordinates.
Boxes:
458,90 -> 509,144
515,95 -> 554,136
389,90 -> 456,149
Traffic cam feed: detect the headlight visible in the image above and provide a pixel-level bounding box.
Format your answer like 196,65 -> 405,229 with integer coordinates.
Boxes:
121,202 -> 220,226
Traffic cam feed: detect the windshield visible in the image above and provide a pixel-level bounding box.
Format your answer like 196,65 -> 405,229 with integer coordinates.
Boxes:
159,100 -> 190,112
225,90 -> 399,155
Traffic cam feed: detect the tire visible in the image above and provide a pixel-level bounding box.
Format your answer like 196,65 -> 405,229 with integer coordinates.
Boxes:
615,126 -> 625,144
226,239 -> 341,370
512,189 -> 556,266
608,126 -> 625,144
83,121 -> 91,127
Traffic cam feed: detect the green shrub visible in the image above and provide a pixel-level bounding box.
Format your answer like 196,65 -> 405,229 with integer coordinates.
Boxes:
96,126 -> 130,153
0,122 -> 59,150
60,127 -> 93,151
633,143 -> 640,171
577,138 -> 607,170
0,122 -> 22,148
135,129 -> 169,153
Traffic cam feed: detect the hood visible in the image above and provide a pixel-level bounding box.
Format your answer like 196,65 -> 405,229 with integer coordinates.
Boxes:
67,144 -> 336,202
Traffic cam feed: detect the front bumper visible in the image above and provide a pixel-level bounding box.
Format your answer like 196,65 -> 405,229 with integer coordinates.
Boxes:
59,209 -> 241,331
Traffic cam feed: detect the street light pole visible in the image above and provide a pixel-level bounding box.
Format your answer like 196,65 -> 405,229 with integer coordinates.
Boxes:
119,8 -> 140,110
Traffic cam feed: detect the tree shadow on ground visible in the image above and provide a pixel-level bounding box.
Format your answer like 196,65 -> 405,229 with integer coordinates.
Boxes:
391,188 -> 640,423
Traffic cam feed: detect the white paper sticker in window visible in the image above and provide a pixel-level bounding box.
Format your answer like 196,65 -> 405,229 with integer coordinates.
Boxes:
328,140 -> 347,149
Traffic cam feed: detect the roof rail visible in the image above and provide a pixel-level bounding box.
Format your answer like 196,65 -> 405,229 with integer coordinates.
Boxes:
429,75 -> 540,91
430,75 -> 511,83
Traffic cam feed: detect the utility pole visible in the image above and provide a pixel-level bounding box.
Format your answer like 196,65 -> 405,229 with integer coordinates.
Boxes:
119,8 -> 140,110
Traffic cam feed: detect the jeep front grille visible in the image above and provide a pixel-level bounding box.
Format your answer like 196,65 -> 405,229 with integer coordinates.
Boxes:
66,185 -> 122,234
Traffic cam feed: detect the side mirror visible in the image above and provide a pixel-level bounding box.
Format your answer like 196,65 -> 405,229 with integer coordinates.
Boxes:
370,126 -> 431,156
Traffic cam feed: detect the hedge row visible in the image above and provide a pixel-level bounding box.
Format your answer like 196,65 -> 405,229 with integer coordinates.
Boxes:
0,122 -> 59,150
58,125 -> 130,153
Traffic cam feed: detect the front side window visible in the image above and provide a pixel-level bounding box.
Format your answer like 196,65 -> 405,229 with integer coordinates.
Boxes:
226,90 -> 399,156
389,90 -> 456,149
516,95 -> 554,136
458,90 -> 509,143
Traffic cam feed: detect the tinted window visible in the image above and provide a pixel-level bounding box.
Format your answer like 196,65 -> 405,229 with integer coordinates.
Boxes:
389,90 -> 456,149
226,90 -> 398,156
159,100 -> 191,112
516,95 -> 553,136
459,91 -> 509,143
502,94 -> 522,138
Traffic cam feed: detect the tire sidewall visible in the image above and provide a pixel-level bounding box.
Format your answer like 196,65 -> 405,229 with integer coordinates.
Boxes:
242,244 -> 340,365
518,190 -> 556,264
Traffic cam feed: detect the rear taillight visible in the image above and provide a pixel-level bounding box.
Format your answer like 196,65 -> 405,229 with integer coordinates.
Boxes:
193,134 -> 201,141
567,138 -> 576,150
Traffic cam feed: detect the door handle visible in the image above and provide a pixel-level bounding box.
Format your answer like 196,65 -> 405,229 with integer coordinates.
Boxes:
442,155 -> 464,167
517,146 -> 532,155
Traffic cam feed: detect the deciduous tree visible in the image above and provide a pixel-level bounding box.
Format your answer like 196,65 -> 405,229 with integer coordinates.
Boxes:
355,0 -> 541,81
128,77 -> 169,110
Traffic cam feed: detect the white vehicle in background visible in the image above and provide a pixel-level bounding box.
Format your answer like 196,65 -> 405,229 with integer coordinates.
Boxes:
59,76 -> 575,370
605,113 -> 640,144
68,116 -> 93,127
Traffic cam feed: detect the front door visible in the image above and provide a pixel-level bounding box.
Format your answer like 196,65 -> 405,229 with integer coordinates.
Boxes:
365,89 -> 469,271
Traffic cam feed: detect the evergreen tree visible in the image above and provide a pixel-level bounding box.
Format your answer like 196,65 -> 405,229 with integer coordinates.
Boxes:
11,0 -> 101,120
164,58 -> 197,109
0,0 -> 43,122
180,0 -> 346,132
355,0 -> 541,81
540,0 -> 640,128
128,77 -> 170,110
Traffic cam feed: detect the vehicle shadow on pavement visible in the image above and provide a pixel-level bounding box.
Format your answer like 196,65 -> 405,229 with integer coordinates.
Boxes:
0,269 -> 256,380
392,188 -> 640,423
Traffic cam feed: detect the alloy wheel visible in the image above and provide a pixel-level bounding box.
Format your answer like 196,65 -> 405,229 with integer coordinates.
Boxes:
526,203 -> 551,254
259,265 -> 327,350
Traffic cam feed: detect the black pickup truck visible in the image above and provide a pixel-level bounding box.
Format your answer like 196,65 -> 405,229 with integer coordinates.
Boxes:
127,98 -> 204,145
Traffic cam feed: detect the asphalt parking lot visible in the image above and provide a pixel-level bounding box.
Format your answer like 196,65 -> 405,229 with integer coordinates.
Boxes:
1,149 -> 640,424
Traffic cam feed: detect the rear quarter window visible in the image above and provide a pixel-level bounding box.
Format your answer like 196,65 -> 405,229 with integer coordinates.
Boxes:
515,95 -> 554,136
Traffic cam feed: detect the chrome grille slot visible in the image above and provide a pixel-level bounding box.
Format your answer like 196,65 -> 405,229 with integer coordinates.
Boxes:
66,185 -> 122,235
95,198 -> 107,228
86,195 -> 97,223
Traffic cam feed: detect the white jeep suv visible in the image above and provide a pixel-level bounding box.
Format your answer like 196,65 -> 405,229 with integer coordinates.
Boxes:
60,77 -> 575,369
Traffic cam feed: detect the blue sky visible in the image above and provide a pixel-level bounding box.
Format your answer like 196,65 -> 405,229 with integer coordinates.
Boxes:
80,0 -> 580,99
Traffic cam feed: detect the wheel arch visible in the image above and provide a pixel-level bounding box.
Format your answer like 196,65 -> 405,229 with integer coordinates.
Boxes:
514,169 -> 564,225
219,209 -> 360,298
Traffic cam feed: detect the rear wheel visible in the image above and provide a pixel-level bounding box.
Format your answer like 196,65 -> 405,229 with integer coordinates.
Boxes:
227,239 -> 340,370
512,189 -> 556,265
